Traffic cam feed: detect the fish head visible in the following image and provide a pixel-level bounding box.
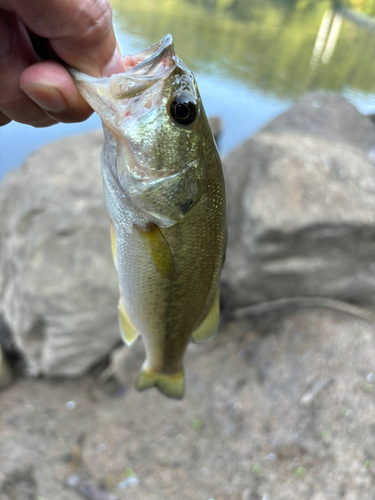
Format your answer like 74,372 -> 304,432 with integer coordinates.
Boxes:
72,35 -> 215,227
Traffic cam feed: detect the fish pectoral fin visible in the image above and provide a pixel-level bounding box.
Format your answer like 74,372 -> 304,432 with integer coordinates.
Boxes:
135,223 -> 174,279
119,300 -> 140,346
136,365 -> 184,400
193,288 -> 220,342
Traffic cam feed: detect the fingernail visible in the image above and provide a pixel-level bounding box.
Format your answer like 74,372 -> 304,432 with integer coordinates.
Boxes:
103,46 -> 126,77
21,85 -> 67,113
0,13 -> 12,62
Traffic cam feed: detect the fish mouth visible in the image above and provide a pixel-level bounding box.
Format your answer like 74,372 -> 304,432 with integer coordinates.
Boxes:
121,34 -> 175,76
109,35 -> 176,100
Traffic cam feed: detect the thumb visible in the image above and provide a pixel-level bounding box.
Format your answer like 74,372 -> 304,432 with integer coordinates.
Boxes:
11,0 -> 125,76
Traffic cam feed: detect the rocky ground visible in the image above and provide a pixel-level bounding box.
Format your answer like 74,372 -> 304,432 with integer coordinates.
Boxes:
2,308 -> 375,500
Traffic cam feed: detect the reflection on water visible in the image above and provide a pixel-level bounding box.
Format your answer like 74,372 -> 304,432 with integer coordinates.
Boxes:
2,0 -> 375,178
309,10 -> 342,68
112,0 -> 375,98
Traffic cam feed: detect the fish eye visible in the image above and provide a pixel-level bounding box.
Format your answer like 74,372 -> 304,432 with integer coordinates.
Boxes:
170,96 -> 197,126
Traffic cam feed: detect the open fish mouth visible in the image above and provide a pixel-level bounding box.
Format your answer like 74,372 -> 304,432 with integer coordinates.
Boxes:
70,34 -> 177,109
112,34 -> 177,99
116,35 -> 176,87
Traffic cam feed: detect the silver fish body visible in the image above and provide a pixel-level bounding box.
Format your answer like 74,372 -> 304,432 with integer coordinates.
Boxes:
72,35 -> 226,399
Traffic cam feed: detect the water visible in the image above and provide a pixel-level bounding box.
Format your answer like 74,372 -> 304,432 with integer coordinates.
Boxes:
2,0 -> 375,180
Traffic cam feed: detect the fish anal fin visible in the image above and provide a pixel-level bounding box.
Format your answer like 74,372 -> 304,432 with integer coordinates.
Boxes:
119,300 -> 139,346
193,288 -> 220,342
136,365 -> 184,400
135,222 -> 174,279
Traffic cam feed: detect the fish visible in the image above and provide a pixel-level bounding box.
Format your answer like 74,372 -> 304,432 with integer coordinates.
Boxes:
71,34 -> 227,399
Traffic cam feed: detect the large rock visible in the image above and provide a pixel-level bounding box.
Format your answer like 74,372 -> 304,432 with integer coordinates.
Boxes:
0,131 -> 120,377
0,347 -> 14,390
222,94 -> 375,310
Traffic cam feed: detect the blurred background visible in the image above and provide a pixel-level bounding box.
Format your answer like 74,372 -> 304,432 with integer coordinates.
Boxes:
2,0 -> 375,177
3,1 -> 375,499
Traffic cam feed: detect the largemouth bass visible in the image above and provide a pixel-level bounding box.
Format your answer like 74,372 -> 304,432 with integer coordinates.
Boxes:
71,35 -> 226,399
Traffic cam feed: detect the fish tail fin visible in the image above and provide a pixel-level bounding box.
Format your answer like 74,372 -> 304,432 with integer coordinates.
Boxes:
135,365 -> 184,400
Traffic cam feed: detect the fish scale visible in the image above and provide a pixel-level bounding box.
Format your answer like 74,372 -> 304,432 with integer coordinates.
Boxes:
71,35 -> 226,399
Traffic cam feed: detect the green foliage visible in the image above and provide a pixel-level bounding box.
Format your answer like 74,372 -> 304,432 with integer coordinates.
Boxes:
111,0 -> 375,99
336,0 -> 375,15
191,418 -> 202,432
252,462 -> 261,474
295,466 -> 306,477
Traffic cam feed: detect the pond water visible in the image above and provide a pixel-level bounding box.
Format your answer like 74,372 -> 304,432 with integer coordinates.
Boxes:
1,0 -> 375,180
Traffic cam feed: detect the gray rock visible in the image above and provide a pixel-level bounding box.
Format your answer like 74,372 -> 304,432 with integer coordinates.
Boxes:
98,338 -> 145,389
0,131 -> 120,377
0,466 -> 37,500
222,93 -> 375,310
66,475 -> 119,500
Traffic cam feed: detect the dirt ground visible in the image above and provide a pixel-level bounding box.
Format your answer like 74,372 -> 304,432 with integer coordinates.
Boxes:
1,309 -> 375,500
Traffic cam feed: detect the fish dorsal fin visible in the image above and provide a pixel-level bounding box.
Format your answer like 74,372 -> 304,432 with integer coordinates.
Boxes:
135,223 -> 174,279
136,364 -> 184,400
119,300 -> 139,346
193,288 -> 220,342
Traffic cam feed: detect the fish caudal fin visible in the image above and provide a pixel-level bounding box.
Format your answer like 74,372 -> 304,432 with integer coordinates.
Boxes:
193,288 -> 220,342
136,365 -> 184,400
119,300 -> 139,346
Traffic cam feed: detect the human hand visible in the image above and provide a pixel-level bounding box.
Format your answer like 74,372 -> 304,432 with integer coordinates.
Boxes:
0,0 -> 126,127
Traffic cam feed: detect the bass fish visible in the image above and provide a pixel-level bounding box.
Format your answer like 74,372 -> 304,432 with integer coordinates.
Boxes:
72,35 -> 226,399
